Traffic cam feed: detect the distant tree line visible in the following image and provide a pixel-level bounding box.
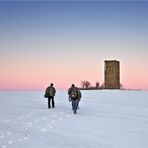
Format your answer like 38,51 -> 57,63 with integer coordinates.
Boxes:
80,80 -> 101,90
80,80 -> 123,90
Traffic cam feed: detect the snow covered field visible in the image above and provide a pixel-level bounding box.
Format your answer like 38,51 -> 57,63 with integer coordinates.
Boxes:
0,90 -> 148,148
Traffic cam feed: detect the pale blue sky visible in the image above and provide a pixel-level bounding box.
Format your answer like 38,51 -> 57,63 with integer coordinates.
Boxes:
0,1 -> 148,90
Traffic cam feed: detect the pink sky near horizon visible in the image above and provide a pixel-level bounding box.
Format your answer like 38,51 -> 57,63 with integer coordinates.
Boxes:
1,57 -> 148,91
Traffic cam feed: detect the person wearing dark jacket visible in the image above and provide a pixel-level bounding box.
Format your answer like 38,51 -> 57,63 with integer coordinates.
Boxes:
68,84 -> 81,114
45,83 -> 56,109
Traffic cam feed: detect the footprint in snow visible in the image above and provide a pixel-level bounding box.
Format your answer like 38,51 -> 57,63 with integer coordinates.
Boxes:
48,124 -> 53,128
8,141 -> 13,145
18,136 -> 29,142
58,118 -> 62,121
25,122 -> 33,126
23,137 -> 28,140
66,114 -> 72,118
55,137 -> 63,141
34,119 -> 39,123
24,127 -> 29,131
0,135 -> 5,138
41,129 -> 47,132
60,112 -> 65,115
53,114 -> 57,117
6,132 -> 12,136
2,119 -> 11,123
41,117 -> 47,120
18,138 -> 23,142
25,114 -> 31,117
20,115 -> 24,119
0,132 -> 11,138
51,120 -> 55,124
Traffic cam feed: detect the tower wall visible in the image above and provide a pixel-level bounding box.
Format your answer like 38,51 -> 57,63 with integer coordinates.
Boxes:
104,60 -> 120,89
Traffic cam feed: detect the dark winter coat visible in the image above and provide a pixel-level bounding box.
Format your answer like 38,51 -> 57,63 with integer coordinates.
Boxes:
77,89 -> 82,100
68,87 -> 81,101
45,86 -> 56,97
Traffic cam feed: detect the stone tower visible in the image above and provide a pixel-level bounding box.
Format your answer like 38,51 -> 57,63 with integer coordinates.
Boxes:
104,60 -> 120,89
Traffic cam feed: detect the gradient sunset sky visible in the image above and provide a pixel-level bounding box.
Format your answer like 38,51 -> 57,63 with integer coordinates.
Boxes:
0,1 -> 148,90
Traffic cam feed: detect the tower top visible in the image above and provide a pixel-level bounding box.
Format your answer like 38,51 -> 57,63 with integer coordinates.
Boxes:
105,60 -> 119,63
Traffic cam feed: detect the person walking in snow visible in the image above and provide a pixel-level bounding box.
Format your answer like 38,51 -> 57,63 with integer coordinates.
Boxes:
68,84 -> 81,114
44,83 -> 56,109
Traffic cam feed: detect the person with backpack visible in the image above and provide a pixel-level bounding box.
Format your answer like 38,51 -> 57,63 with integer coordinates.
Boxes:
44,83 -> 56,109
68,84 -> 81,114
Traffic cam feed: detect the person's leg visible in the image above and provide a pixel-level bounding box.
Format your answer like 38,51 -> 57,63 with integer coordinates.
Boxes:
75,99 -> 79,110
48,97 -> 51,108
77,99 -> 80,109
51,96 -> 55,108
72,100 -> 77,114
72,100 -> 75,110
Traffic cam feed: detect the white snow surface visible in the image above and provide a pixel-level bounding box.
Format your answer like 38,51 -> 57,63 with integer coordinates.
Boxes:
0,90 -> 148,148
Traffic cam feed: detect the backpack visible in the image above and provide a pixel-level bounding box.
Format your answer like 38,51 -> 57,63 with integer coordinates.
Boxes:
44,93 -> 49,98
44,87 -> 50,98
70,88 -> 78,100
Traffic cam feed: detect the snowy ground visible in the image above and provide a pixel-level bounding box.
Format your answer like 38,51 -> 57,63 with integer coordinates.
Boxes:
0,90 -> 148,148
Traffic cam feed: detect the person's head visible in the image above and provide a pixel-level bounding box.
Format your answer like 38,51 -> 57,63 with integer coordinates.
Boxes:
50,83 -> 53,86
71,84 -> 75,87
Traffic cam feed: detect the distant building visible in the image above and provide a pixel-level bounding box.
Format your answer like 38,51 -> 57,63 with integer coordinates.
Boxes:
104,60 -> 120,89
